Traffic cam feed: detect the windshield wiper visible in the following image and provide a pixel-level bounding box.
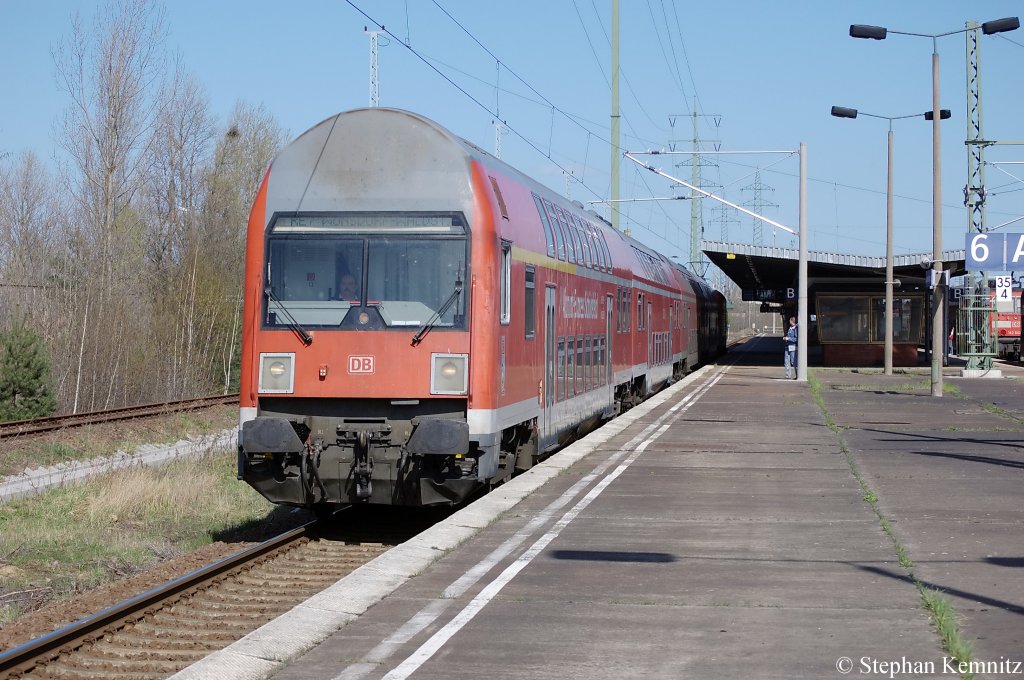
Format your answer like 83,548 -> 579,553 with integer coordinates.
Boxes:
265,285 -> 313,346
411,276 -> 463,347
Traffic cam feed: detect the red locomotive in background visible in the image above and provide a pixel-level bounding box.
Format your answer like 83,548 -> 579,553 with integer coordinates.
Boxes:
996,288 -> 1021,361
236,108 -> 726,513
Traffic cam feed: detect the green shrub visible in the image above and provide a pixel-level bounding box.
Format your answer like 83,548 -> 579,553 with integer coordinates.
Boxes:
0,315 -> 57,421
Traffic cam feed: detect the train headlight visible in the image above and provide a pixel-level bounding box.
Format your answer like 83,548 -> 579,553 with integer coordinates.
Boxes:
430,353 -> 468,395
259,352 -> 295,393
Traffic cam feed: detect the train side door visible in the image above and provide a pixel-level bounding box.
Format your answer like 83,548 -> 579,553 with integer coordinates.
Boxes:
646,301 -> 652,366
542,285 -> 557,445
606,294 -> 614,407
669,302 -> 675,363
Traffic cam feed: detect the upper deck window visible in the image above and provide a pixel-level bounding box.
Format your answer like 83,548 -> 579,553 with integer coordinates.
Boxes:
532,194 -> 557,258
572,213 -> 593,268
553,205 -> 577,264
541,198 -> 567,261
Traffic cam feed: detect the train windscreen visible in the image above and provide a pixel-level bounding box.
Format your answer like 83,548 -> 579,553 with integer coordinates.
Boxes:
263,213 -> 468,329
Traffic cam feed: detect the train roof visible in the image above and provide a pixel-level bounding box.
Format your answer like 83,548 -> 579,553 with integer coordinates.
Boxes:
265,108 -> 717,294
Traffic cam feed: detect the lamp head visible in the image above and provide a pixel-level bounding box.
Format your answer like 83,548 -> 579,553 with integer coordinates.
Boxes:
924,109 -> 952,121
982,17 -> 1019,35
850,24 -> 887,39
831,106 -> 858,119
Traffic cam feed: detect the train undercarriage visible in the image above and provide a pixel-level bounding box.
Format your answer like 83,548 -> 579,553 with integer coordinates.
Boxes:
239,397 -> 489,509
240,365 -> 692,511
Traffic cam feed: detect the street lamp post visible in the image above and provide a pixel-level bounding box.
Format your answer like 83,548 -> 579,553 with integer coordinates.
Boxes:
830,106 -> 950,376
850,16 -> 1019,397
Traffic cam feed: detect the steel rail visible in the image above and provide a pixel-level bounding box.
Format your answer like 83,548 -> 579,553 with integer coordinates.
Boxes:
0,394 -> 239,438
0,521 -> 313,678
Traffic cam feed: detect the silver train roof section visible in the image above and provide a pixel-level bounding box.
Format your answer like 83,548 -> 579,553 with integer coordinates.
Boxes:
263,108 -> 477,226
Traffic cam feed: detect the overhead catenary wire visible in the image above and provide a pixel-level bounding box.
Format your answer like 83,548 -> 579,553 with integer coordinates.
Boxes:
344,0 -> 605,203
367,0 -> 689,240
644,0 -> 687,107
428,0 -> 614,149
418,50 -> 672,152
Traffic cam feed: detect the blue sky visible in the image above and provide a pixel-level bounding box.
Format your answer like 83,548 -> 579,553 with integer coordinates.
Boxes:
2,1 -> 1023,267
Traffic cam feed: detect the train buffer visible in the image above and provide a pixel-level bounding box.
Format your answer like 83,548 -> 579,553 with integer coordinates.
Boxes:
179,337 -> 1024,679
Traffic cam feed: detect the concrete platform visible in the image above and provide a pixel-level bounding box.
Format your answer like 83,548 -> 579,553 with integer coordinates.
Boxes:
175,337 -> 1024,679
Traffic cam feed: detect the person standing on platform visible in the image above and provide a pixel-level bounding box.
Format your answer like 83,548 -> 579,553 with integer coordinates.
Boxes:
784,316 -> 798,379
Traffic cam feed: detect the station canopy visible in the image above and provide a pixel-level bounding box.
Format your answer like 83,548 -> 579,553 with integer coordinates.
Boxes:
701,240 -> 967,303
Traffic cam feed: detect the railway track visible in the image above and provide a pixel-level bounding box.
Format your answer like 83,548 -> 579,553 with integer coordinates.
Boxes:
0,395 -> 239,438
0,507 -> 444,679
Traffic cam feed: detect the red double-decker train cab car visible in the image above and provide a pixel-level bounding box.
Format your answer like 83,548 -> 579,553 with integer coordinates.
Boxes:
237,109 -> 726,512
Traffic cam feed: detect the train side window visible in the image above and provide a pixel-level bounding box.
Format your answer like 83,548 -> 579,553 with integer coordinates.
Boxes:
543,198 -> 567,261
554,206 -> 576,263
593,336 -> 602,385
614,286 -> 622,331
524,265 -> 536,339
637,293 -> 645,330
584,335 -> 592,391
570,336 -> 578,391
570,216 -> 586,266
573,214 -> 593,268
582,223 -> 594,270
584,218 -> 597,269
600,336 -> 607,384
598,337 -> 606,385
598,232 -> 612,273
556,206 -> 573,263
583,221 -> 597,270
500,241 -> 511,325
589,223 -> 606,271
620,288 -> 631,332
557,338 -> 566,401
532,194 -> 556,258
616,288 -> 623,332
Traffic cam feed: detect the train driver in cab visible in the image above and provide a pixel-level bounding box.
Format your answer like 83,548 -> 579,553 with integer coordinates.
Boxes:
335,273 -> 360,301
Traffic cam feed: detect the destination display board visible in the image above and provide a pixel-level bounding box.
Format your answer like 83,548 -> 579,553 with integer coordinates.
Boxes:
741,288 -> 795,302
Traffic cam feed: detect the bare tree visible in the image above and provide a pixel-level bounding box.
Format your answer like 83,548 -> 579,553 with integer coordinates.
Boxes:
138,64 -> 216,398
204,102 -> 285,393
31,2 -> 289,410
52,0 -> 168,411
0,152 -> 54,282
54,0 -> 167,265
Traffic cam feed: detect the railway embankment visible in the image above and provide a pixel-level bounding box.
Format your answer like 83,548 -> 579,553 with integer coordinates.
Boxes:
0,428 -> 236,502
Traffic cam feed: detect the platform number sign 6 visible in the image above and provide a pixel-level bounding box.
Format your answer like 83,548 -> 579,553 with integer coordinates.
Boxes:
967,233 -> 1000,269
995,275 -> 1012,304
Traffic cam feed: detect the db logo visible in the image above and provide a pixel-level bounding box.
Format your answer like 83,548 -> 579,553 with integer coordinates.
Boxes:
348,356 -> 375,374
